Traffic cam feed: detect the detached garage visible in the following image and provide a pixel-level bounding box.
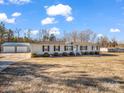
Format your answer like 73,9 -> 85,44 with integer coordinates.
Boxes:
2,42 -> 30,53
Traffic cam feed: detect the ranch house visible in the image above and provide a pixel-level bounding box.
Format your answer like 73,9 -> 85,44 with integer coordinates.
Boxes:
30,41 -> 100,56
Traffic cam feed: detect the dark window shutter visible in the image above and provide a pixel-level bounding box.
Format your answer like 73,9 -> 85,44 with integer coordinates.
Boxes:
58,46 -> 60,51
80,46 -> 82,50
48,46 -> 49,51
64,46 -> 66,51
54,46 -> 56,51
43,45 -> 44,52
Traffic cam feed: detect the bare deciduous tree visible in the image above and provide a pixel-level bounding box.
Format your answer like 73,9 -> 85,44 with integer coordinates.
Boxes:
14,28 -> 21,42
110,37 -> 118,47
38,29 -> 43,41
70,30 -> 78,43
27,29 -> 31,39
79,29 -> 97,42
6,29 -> 14,42
98,36 -> 109,47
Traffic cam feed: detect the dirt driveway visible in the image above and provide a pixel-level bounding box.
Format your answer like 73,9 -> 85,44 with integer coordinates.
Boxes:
0,53 -> 31,71
0,53 -> 31,62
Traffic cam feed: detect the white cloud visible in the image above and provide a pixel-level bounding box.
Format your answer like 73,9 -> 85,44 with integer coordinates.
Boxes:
0,0 -> 4,4
0,13 -> 7,21
41,17 -> 57,25
97,34 -> 104,38
49,27 -> 60,35
6,18 -> 15,23
66,16 -> 74,22
110,28 -> 121,32
46,4 -> 72,17
9,0 -> 31,4
45,4 -> 74,22
12,12 -> 21,17
0,13 -> 15,24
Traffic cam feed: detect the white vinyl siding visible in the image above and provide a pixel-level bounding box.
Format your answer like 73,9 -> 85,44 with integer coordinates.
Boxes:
30,43 -> 100,55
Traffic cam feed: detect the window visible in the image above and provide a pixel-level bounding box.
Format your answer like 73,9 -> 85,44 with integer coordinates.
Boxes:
42,45 -> 49,52
80,46 -> 83,50
68,46 -> 73,51
80,46 -> 87,50
54,46 -> 60,51
64,46 -> 73,51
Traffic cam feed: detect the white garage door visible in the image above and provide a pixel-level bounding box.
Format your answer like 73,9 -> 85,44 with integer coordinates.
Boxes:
3,46 -> 15,53
17,46 -> 28,53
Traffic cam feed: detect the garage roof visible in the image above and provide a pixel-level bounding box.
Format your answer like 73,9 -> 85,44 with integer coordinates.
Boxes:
2,42 -> 30,46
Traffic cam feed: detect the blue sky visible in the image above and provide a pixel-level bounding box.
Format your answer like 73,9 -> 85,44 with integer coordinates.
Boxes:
0,0 -> 124,41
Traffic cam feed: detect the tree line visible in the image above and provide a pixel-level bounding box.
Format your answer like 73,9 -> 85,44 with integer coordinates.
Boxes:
0,22 -> 119,48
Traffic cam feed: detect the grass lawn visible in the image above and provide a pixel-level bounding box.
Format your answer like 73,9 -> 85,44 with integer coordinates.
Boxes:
0,56 -> 3,58
0,53 -> 124,93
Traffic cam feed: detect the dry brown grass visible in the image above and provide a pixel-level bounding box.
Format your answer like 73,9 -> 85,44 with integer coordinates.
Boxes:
0,53 -> 124,93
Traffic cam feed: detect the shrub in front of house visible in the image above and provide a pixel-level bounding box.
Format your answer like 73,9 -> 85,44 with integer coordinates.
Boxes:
42,52 -> 50,57
53,52 -> 59,57
62,52 -> 68,56
89,52 -> 94,55
98,52 -> 100,55
81,52 -> 85,55
69,52 -> 75,56
95,51 -> 100,55
31,53 -> 37,57
76,52 -> 81,56
31,53 -> 41,57
82,52 -> 86,55
93,52 -> 95,55
84,52 -> 89,55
